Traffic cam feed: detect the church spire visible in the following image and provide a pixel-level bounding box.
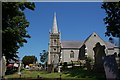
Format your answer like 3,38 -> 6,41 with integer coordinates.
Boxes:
52,12 -> 58,33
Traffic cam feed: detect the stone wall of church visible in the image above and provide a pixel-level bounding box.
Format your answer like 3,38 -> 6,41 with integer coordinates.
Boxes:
61,49 -> 79,62
114,47 -> 120,55
107,49 -> 114,55
85,33 -> 107,60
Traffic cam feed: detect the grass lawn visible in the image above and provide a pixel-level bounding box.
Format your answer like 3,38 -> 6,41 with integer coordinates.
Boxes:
4,67 -> 105,80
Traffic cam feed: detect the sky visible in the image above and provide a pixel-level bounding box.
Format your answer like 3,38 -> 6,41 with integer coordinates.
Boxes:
18,2 -> 111,62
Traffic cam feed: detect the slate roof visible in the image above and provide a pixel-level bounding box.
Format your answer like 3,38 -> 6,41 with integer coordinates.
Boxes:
61,41 -> 83,48
105,42 -> 117,49
61,32 -> 118,49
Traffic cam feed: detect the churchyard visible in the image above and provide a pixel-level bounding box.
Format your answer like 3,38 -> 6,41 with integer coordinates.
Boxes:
1,42 -> 120,80
4,66 -> 104,80
2,2 -> 120,80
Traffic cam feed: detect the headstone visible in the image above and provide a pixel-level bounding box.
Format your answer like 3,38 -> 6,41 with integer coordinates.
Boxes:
93,42 -> 106,72
58,66 -> 61,73
0,56 -> 6,77
0,56 -> 2,77
86,59 -> 91,71
104,55 -> 120,80
18,60 -> 21,74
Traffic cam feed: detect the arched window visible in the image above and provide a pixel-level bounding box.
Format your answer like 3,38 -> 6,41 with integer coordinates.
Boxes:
70,50 -> 74,58
54,39 -> 56,42
54,39 -> 57,45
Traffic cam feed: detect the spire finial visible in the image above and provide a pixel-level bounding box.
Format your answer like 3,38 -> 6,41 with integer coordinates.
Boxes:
54,12 -> 56,16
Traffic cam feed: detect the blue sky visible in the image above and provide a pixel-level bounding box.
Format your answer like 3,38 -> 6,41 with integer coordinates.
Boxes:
18,2 -> 110,62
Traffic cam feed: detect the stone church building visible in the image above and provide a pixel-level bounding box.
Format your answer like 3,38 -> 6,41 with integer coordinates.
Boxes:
47,13 -> 119,71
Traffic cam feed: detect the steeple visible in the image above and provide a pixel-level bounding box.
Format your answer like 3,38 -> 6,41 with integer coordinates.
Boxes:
52,12 -> 58,33
48,12 -> 61,72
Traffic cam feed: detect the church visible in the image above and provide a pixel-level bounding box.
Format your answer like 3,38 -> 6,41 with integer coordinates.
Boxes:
47,13 -> 120,72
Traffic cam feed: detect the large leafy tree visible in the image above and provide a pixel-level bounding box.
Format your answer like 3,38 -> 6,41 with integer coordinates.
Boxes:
2,2 -> 35,63
40,50 -> 48,64
101,2 -> 120,62
22,56 -> 37,66
101,2 -> 120,37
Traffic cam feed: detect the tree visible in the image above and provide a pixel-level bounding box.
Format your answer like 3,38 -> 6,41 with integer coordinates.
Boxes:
109,37 -> 114,43
101,2 -> 120,37
101,2 -> 120,73
22,56 -> 37,66
2,2 -> 35,63
40,50 -> 48,64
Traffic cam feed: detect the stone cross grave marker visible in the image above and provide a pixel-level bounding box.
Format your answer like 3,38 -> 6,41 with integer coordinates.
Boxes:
93,42 -> 106,72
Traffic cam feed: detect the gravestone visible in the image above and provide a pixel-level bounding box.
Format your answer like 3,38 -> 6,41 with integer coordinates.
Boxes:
0,56 -> 6,77
18,60 -> 21,74
0,56 -> 1,77
85,58 -> 91,71
58,66 -> 61,73
93,42 -> 106,72
104,55 -> 120,80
